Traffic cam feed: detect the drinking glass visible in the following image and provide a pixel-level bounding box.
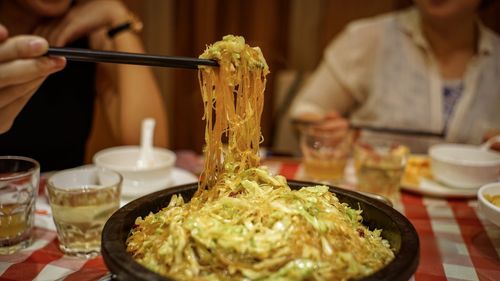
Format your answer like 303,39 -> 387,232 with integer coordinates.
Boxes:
46,166 -> 122,258
354,140 -> 409,203
0,156 -> 40,255
300,127 -> 352,184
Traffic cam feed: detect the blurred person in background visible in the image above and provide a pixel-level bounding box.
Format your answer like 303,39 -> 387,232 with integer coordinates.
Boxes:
289,0 -> 500,153
0,0 -> 168,171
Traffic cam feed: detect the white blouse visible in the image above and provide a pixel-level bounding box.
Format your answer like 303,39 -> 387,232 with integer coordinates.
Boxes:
289,7 -> 500,153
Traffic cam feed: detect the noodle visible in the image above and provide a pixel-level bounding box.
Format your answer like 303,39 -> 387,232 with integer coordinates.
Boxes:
126,35 -> 394,281
197,35 -> 269,198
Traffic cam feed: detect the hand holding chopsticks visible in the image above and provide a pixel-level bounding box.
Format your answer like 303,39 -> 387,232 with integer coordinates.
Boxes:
350,124 -> 444,138
292,117 -> 444,138
46,47 -> 218,70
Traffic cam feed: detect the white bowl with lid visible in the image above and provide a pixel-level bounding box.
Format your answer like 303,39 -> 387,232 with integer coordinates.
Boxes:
429,143 -> 500,189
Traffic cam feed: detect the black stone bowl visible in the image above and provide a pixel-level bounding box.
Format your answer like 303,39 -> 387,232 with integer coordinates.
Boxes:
102,181 -> 419,281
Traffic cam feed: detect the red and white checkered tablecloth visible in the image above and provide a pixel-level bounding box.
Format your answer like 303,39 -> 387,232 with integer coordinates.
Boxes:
1,159 -> 499,281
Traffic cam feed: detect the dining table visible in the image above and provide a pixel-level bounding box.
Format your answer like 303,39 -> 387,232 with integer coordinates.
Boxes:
1,155 -> 499,281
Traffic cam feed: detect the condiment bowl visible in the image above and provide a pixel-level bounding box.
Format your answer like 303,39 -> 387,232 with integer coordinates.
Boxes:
478,182 -> 500,227
428,143 -> 500,189
93,146 -> 176,198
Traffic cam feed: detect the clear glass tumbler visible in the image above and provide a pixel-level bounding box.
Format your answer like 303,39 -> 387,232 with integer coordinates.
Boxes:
354,141 -> 409,203
0,156 -> 40,255
46,166 -> 122,258
300,127 -> 353,184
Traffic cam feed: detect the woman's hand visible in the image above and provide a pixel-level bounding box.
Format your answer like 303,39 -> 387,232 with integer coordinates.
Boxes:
314,112 -> 349,133
34,0 -> 129,47
0,24 -> 66,133
314,112 -> 352,145
293,111 -> 352,145
483,130 -> 500,152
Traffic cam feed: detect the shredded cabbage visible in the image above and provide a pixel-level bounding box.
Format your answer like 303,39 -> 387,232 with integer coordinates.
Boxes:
126,35 -> 394,280
126,167 -> 394,281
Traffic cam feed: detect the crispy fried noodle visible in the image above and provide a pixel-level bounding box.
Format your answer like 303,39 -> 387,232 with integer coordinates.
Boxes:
126,35 -> 394,281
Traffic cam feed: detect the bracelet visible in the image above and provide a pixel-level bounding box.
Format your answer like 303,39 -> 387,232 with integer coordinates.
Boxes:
107,12 -> 143,38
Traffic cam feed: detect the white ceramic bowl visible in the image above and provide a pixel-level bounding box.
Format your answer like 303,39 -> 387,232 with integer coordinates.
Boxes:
93,146 -> 176,198
429,144 -> 500,189
478,182 -> 500,227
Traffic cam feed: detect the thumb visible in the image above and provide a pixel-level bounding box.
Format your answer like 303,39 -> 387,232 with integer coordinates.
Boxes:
0,36 -> 49,62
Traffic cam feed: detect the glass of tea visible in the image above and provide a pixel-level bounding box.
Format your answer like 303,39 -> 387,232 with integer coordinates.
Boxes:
0,156 -> 40,255
46,166 -> 122,258
354,140 -> 409,204
300,126 -> 353,184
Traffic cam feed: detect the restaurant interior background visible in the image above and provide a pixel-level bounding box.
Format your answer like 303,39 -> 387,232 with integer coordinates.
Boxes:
84,0 -> 500,162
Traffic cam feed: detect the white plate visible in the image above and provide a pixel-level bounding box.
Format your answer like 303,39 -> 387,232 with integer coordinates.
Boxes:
401,177 -> 478,198
121,167 -> 198,203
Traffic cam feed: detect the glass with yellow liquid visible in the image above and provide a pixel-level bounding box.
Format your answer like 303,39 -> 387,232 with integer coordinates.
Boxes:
300,127 -> 352,184
0,156 -> 40,255
47,166 -> 122,258
354,141 -> 409,204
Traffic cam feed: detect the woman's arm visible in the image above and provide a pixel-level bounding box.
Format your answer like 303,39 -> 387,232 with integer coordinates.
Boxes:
92,17 -> 168,147
36,0 -> 168,147
289,60 -> 356,122
289,18 -> 382,124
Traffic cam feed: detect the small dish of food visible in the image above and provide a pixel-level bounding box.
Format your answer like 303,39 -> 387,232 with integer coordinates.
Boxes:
478,182 -> 500,227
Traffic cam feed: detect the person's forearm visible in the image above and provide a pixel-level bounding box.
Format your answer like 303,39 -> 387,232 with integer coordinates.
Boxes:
289,61 -> 355,121
111,30 -> 168,147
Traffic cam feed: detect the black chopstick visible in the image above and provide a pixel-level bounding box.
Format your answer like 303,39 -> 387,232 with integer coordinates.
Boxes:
46,47 -> 218,69
351,124 -> 445,138
292,119 -> 444,138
